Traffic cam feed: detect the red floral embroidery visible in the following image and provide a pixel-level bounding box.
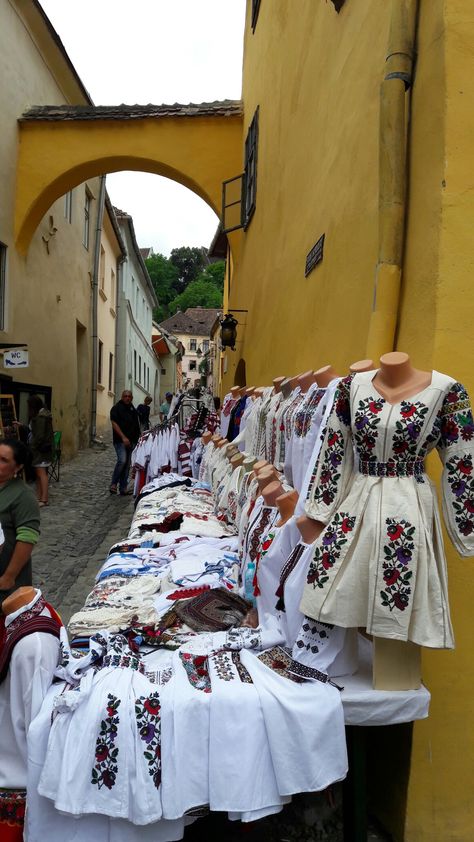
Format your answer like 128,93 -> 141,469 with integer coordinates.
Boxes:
91,694 -> 120,790
380,519 -> 414,612
307,512 -> 356,589
136,693 -> 162,789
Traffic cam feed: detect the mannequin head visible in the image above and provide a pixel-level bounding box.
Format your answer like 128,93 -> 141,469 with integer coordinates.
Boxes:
275,489 -> 299,526
230,386 -> 240,397
297,370 -> 316,394
257,471 -> 276,494
349,359 -> 374,373
296,515 -> 323,544
2,586 -> 37,616
253,460 -> 270,475
314,365 -> 339,388
216,438 -> 229,449
230,453 -> 245,470
273,376 -> 286,393
262,480 -> 284,507
243,456 -> 258,473
280,378 -> 293,399
245,387 -> 255,397
202,431 -> 212,445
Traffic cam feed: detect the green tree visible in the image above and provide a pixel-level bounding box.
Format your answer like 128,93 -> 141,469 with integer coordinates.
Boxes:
169,278 -> 222,313
169,246 -> 208,293
196,260 -> 225,291
145,253 -> 179,321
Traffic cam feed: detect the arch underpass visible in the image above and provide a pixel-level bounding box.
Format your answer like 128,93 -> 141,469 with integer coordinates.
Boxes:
15,100 -> 243,253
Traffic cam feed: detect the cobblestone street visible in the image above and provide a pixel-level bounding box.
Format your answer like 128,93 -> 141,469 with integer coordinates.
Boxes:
32,442 -> 134,624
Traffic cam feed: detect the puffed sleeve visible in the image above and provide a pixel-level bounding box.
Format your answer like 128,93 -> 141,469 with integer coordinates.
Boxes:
438,381 -> 474,557
304,375 -> 354,524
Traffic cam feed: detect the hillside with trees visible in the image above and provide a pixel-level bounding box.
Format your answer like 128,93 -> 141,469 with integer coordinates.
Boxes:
145,246 -> 224,322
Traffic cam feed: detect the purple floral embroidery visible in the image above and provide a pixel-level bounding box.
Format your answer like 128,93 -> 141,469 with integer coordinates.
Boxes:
353,396 -> 384,462
311,428 -> 345,507
179,652 -> 212,693
380,519 -> 414,612
91,694 -> 120,790
439,383 -> 474,447
445,454 -> 474,536
307,512 -> 356,589
135,693 -> 162,789
391,402 -> 429,458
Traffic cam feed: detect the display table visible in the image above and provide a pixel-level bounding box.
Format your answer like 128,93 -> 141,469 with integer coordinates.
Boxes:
341,635 -> 430,726
339,635 -> 430,841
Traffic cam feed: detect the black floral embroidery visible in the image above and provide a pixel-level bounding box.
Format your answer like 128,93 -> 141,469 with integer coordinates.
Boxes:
306,512 -> 356,589
91,694 -> 120,790
135,693 -> 162,789
380,519 -> 414,612
213,650 -> 236,681
445,454 -> 474,537
230,651 -> 253,684
353,396 -> 384,462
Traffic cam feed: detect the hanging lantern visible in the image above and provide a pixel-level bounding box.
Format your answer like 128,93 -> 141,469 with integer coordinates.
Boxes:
220,313 -> 238,350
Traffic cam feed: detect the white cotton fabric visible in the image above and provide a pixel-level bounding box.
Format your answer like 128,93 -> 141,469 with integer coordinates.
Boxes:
0,599 -> 59,789
208,649 -> 284,813
301,370 -> 474,648
27,681 -> 186,842
240,648 -> 348,795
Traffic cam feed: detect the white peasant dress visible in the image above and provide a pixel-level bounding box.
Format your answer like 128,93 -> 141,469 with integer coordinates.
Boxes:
301,370 -> 474,648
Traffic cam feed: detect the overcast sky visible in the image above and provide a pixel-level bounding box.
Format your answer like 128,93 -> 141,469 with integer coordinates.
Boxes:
40,0 -> 246,255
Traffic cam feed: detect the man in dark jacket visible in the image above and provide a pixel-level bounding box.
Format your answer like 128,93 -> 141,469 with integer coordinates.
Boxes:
109,390 -> 140,495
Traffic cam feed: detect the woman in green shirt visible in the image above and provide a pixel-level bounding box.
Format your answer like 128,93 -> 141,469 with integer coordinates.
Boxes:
0,439 -> 40,601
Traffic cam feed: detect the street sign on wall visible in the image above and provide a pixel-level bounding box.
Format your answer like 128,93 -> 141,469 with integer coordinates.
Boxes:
3,349 -> 29,368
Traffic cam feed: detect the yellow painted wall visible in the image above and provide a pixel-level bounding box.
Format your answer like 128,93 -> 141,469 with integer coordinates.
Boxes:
96,206 -> 121,435
0,0 -> 99,458
15,114 -> 242,253
224,0 -> 390,394
226,1 -> 474,839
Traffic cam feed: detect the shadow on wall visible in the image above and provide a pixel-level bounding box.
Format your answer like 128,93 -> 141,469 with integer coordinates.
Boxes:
234,358 -> 246,388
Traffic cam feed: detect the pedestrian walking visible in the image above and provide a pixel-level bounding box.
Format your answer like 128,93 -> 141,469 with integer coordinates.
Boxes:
14,395 -> 54,507
136,395 -> 153,432
109,390 -> 140,496
159,392 -> 173,421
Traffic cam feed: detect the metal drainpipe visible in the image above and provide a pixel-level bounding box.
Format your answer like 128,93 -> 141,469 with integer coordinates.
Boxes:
90,174 -> 106,443
365,0 -> 419,360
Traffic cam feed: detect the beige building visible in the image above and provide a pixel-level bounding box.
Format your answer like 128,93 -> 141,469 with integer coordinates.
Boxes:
0,0 -> 101,456
95,197 -> 126,436
151,324 -> 183,402
159,308 -> 221,395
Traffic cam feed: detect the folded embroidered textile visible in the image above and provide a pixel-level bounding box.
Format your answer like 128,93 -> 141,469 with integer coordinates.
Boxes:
68,575 -> 163,636
174,589 -> 251,632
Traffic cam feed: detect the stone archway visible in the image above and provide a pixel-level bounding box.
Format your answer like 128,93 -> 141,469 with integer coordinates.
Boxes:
15,101 -> 242,253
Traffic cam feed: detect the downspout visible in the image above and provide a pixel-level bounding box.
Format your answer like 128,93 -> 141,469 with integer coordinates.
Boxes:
365,0 -> 419,359
90,174 -> 106,443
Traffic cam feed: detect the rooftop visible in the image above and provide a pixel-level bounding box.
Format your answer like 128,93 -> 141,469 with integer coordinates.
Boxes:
20,100 -> 243,122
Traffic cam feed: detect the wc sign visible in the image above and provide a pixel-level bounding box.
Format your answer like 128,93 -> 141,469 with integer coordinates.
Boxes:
3,349 -> 29,368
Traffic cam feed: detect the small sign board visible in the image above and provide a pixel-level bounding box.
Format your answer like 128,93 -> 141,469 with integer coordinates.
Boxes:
3,349 -> 29,368
305,234 -> 325,277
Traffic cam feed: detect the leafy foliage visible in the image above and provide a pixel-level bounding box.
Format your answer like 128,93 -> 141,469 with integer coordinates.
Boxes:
146,249 -> 224,321
169,278 -> 222,313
